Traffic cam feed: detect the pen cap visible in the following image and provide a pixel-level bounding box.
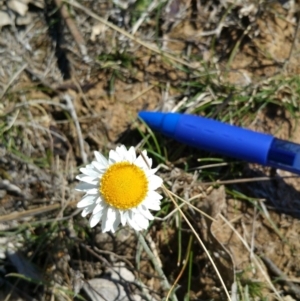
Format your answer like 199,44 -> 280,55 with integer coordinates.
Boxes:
173,114 -> 274,164
267,138 -> 300,174
139,112 -> 274,165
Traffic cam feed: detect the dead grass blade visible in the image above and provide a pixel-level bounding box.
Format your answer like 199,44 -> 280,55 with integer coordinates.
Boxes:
0,63 -> 27,100
163,185 -> 232,301
219,214 -> 283,301
63,0 -> 195,69
0,200 -> 78,223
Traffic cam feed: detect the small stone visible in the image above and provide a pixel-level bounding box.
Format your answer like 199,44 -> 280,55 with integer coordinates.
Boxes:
110,262 -> 135,282
16,14 -> 32,25
0,10 -> 13,27
84,278 -> 127,301
30,0 -> 44,9
7,0 -> 30,16
0,190 -> 7,199
0,180 -> 22,196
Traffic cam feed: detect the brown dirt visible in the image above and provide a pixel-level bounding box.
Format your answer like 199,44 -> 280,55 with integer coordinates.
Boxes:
1,1 -> 300,300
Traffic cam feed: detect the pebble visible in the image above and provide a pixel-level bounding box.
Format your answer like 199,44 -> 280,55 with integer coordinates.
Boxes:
0,10 -> 13,28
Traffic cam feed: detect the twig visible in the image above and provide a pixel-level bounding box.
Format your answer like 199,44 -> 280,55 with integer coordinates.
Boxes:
136,231 -> 178,301
93,246 -> 134,269
220,214 -> 283,301
24,67 -> 58,93
261,255 -> 300,298
166,236 -> 193,300
0,210 -> 82,231
15,99 -> 67,111
284,10 -> 300,70
131,0 -> 162,35
163,189 -> 215,222
14,121 -> 68,144
1,109 -> 19,134
20,95 -> 46,154
68,63 -> 93,113
163,187 -> 232,301
0,63 -> 27,100
63,0 -> 194,69
63,94 -> 87,164
126,85 -> 155,103
0,200 -> 78,223
54,0 -> 90,62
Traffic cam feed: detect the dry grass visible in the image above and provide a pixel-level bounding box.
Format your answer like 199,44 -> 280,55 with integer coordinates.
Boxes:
1,0 -> 300,300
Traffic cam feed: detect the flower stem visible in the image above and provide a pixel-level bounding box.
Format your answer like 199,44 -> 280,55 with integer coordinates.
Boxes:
136,231 -> 179,301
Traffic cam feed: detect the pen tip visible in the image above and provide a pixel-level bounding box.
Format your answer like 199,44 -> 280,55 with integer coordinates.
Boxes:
138,111 -> 162,130
138,111 -> 180,136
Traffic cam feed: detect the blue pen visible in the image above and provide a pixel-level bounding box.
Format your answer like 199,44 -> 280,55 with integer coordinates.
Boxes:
138,111 -> 300,175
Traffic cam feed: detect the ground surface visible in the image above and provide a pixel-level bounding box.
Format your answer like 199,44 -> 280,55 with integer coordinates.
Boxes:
1,0 -> 300,300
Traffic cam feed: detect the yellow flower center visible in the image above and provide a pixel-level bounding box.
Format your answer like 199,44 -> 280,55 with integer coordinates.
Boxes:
100,162 -> 148,210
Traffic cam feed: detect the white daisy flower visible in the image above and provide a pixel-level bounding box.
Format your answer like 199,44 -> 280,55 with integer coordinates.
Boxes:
76,145 -> 163,233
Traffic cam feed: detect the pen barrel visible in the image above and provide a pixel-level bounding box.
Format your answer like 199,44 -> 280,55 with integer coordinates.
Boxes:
139,111 -> 300,175
170,114 -> 274,165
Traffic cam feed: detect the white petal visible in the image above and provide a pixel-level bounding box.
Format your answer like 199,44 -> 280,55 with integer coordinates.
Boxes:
95,196 -> 103,204
141,150 -> 152,167
146,168 -> 158,177
120,211 -> 128,226
126,146 -> 136,163
143,197 -> 161,211
81,203 -> 97,217
85,188 -> 99,195
147,190 -> 163,201
134,156 -> 147,169
111,211 -> 121,233
129,207 -> 138,214
81,164 -> 98,173
93,202 -> 106,214
75,182 -> 97,192
102,207 -> 117,232
92,161 -> 106,173
135,213 -> 149,230
148,175 -> 163,190
100,206 -> 110,232
84,163 -> 94,169
138,205 -> 154,220
79,167 -> 100,178
76,174 -> 98,184
115,145 -> 127,160
135,150 -> 152,169
109,149 -> 121,163
77,195 -> 97,208
94,151 -> 109,166
127,212 -> 142,231
89,211 -> 103,227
